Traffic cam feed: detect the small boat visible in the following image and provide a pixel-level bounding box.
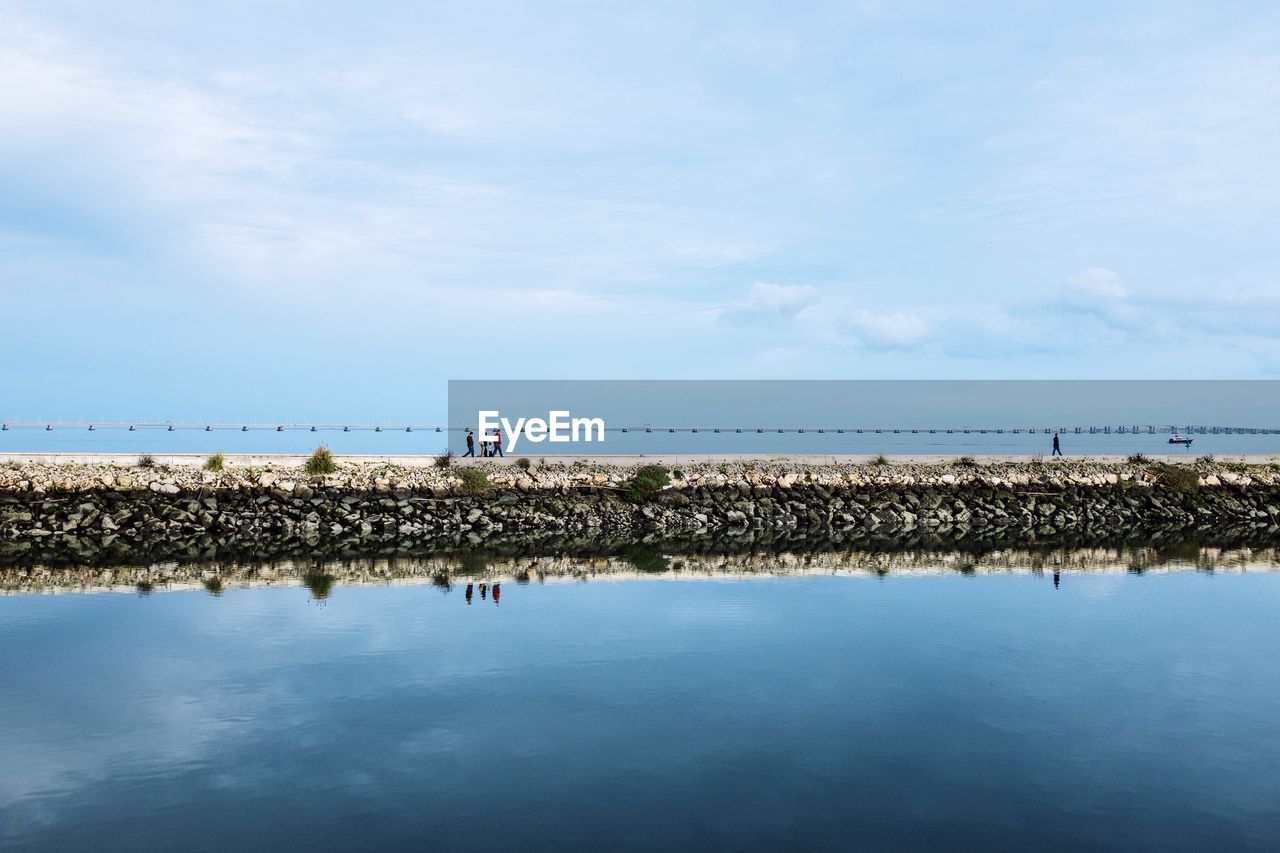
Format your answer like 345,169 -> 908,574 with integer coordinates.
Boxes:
1168,433 -> 1194,445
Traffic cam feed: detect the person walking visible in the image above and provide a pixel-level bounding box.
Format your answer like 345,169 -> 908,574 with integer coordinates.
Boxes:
1052,432 -> 1062,456
492,428 -> 504,457
463,428 -> 475,457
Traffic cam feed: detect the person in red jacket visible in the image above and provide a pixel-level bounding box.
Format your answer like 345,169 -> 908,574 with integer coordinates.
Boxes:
492,428 -> 504,457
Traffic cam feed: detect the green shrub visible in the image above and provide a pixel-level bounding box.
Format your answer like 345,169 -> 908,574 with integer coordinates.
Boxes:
868,454 -> 890,467
1155,463 -> 1199,495
204,452 -> 225,472
458,466 -> 488,494
626,464 -> 669,501
137,454 -> 156,469
304,445 -> 337,475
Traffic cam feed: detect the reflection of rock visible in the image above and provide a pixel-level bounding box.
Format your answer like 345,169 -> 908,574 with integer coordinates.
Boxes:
2,543 -> 1278,596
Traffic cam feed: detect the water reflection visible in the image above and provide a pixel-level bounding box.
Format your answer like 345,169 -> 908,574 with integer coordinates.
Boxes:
1,563 -> 1278,850
302,566 -> 336,601
4,543 -> 1279,598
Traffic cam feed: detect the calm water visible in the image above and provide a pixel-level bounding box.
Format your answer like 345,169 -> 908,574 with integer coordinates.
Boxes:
2,569 -> 1279,850
4,426 -> 1280,457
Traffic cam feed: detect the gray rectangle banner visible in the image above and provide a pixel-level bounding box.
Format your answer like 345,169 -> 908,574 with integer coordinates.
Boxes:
446,380 -> 1280,457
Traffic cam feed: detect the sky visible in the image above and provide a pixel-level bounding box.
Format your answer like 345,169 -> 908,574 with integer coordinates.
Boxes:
2,1 -> 1279,422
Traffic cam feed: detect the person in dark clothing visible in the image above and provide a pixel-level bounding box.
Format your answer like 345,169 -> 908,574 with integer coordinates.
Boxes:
464,429 -> 475,457
1053,571 -> 1060,589
465,583 -> 473,604
1052,432 -> 1062,456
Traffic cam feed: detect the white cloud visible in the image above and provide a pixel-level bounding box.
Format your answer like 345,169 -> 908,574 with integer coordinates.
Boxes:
721,282 -> 819,322
1067,267 -> 1127,302
846,309 -> 930,349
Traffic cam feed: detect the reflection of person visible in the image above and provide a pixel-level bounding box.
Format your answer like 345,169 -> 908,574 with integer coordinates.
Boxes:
493,583 -> 501,605
1052,432 -> 1062,456
465,583 -> 473,604
480,583 -> 487,600
1053,571 -> 1060,589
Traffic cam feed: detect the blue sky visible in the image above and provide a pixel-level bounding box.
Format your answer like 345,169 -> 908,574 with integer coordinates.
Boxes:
2,1 -> 1279,422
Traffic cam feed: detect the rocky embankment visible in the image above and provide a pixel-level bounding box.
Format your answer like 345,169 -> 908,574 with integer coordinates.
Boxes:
2,457 -> 1279,566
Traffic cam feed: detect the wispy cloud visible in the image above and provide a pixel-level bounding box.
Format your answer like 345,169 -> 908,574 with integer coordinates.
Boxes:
1066,267 -> 1126,303
721,282 -> 820,323
845,309 -> 930,350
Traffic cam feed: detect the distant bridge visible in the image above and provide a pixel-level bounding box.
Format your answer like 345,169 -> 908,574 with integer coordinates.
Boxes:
2,421 -> 1278,435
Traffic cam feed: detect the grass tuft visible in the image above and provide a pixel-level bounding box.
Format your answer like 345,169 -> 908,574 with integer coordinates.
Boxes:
204,452 -> 225,472
626,464 -> 670,501
137,454 -> 156,469
868,454 -> 890,467
202,576 -> 224,595
953,456 -> 977,467
515,456 -> 532,471
303,445 -> 337,475
1127,453 -> 1148,465
435,448 -> 454,468
458,466 -> 488,495
1155,463 -> 1200,495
